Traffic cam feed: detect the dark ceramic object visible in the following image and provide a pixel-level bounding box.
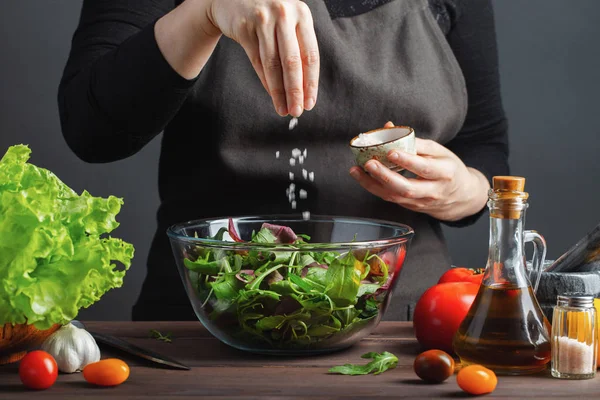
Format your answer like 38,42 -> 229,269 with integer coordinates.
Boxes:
533,260 -> 600,321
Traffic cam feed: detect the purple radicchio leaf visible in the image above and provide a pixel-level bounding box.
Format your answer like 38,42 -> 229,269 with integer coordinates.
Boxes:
228,218 -> 244,242
235,270 -> 255,283
267,270 -> 284,286
261,223 -> 298,244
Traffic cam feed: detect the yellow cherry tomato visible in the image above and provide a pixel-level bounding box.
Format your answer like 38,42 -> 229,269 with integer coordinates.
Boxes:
457,364 -> 497,395
83,358 -> 130,387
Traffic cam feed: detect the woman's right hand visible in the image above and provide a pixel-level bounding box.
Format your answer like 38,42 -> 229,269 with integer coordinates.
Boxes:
207,0 -> 320,117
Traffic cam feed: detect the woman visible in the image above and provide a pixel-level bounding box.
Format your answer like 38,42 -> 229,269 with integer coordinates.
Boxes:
58,0 -> 508,321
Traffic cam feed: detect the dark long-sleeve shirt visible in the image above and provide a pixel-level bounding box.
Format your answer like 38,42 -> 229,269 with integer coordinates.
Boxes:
59,0 -> 508,188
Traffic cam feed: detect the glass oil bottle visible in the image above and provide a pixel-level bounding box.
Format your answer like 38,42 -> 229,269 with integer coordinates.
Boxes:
453,176 -> 552,375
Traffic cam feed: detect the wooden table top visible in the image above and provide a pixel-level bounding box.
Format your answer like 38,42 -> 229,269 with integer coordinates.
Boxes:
1,321 -> 599,398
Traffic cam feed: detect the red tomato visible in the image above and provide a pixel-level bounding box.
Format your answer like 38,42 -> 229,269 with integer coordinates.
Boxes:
457,365 -> 497,395
83,359 -> 130,387
413,282 -> 479,354
438,267 -> 484,285
19,350 -> 58,390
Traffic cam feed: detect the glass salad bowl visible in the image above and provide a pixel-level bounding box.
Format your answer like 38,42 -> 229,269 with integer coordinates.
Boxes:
167,215 -> 413,355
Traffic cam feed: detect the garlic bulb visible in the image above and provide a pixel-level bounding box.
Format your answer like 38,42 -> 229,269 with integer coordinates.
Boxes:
40,322 -> 100,373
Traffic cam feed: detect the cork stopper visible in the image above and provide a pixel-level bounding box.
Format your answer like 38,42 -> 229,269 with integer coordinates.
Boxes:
493,176 -> 525,192
490,176 -> 528,219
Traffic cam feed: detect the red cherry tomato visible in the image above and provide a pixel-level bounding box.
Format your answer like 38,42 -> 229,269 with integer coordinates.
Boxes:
19,350 -> 58,390
457,364 -> 498,395
438,267 -> 484,285
83,359 -> 130,387
413,282 -> 479,354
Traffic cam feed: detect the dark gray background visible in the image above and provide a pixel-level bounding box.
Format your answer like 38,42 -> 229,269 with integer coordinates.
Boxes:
1,1 -> 598,321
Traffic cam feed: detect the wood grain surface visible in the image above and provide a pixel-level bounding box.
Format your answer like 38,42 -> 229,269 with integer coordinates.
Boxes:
1,321 -> 599,399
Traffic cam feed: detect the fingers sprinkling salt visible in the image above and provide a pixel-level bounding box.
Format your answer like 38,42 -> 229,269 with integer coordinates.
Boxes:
289,117 -> 299,130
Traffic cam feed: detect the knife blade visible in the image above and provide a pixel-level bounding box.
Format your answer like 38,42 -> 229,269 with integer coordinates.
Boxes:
90,331 -> 191,370
70,320 -> 190,370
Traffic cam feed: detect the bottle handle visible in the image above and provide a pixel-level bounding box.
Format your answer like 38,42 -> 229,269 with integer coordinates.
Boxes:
524,230 -> 548,293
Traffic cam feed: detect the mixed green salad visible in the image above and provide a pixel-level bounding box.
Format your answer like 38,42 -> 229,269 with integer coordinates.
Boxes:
183,220 -> 399,349
0,145 -> 134,330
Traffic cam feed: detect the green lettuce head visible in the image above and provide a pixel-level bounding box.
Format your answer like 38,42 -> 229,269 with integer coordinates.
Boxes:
0,145 -> 134,329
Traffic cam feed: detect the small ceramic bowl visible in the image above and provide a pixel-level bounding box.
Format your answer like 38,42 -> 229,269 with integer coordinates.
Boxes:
349,126 -> 416,172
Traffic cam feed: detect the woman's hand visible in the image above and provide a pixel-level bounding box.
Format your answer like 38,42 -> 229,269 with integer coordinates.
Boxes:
349,122 -> 490,222
156,0 -> 319,118
209,0 -> 319,117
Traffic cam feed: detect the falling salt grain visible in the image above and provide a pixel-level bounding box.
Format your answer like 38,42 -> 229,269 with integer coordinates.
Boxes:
302,169 -> 308,179
289,158 -> 296,167
291,201 -> 297,209
303,148 -> 307,158
289,117 -> 299,130
302,211 -> 311,220
299,189 -> 307,199
291,148 -> 302,158
299,155 -> 304,164
309,172 -> 315,182
289,183 -> 296,191
289,172 -> 294,180
275,151 -> 280,159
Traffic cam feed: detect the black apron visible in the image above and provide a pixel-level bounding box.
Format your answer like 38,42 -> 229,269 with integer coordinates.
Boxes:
133,0 -> 467,321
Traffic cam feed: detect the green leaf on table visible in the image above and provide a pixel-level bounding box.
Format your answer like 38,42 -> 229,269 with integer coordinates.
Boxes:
328,352 -> 398,376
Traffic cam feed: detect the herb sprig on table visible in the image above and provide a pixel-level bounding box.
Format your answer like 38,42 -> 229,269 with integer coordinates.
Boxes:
149,329 -> 173,343
182,220 -> 394,349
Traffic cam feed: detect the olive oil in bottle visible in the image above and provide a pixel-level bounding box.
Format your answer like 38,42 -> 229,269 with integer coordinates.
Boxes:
453,176 -> 551,375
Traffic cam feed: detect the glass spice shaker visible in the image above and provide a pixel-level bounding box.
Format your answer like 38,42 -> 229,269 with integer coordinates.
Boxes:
551,294 -> 597,379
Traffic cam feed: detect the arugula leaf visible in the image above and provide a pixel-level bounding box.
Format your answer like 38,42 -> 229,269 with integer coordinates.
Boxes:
269,280 -> 298,295
328,352 -> 398,375
210,274 -> 240,301
251,227 -> 278,243
325,252 -> 362,307
357,283 -> 380,297
303,266 -> 328,289
288,274 -> 313,292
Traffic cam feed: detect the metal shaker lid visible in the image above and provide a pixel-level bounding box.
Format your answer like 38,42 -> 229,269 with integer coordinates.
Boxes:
557,293 -> 595,308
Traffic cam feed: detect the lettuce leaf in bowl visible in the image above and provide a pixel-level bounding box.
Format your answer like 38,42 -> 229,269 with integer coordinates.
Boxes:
0,144 -> 134,329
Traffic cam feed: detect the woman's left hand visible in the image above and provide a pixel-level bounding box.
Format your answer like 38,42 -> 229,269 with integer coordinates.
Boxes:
349,123 -> 490,222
